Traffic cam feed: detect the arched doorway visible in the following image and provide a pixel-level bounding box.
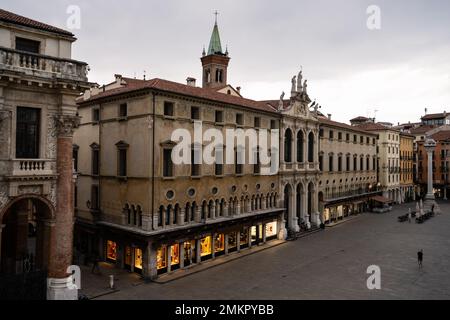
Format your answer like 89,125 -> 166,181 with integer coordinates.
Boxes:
1,196 -> 53,274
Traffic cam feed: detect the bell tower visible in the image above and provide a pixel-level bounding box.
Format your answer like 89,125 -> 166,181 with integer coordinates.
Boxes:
201,12 -> 230,89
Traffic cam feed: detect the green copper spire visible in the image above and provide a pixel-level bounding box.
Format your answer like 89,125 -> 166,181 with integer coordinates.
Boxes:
207,18 -> 223,55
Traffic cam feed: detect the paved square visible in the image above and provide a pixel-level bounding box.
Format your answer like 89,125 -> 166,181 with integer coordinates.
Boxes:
94,202 -> 450,300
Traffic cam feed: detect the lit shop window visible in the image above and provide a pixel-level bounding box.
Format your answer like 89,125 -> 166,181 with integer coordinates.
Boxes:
251,226 -> 257,242
107,240 -> 117,261
240,228 -> 249,246
134,248 -> 143,270
228,232 -> 237,249
157,246 -> 167,270
171,244 -> 180,265
214,234 -> 225,252
265,221 -> 277,237
200,236 -> 212,256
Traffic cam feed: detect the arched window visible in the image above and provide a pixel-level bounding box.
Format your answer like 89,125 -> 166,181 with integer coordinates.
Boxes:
173,204 -> 179,224
308,132 -> 314,163
201,201 -> 207,220
284,129 -> 293,162
191,202 -> 197,221
185,203 -> 190,223
166,205 -> 172,225
297,131 -> 304,162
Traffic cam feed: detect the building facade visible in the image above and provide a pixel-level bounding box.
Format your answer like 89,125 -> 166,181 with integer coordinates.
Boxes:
74,21 -> 289,279
0,9 -> 90,299
417,130 -> 450,199
399,133 -> 415,202
355,122 -> 402,203
317,116 -> 378,224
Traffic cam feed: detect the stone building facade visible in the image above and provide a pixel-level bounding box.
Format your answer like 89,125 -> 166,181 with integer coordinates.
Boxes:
399,133 -> 415,202
355,122 -> 402,203
74,21 -> 294,279
0,9 -> 90,299
317,115 -> 378,224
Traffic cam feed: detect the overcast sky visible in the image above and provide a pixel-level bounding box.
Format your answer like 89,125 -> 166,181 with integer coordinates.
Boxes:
4,0 -> 450,124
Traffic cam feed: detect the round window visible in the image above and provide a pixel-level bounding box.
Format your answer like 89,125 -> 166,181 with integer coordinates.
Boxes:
212,187 -> 218,195
166,190 -> 175,200
187,188 -> 196,197
271,183 -> 275,189
231,185 -> 237,193
256,184 -> 261,190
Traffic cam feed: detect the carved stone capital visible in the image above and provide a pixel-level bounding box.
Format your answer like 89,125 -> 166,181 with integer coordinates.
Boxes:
55,115 -> 80,137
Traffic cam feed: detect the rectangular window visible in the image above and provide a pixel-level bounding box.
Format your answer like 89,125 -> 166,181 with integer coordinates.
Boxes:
163,149 -> 173,177
15,37 -> 40,53
353,135 -> 357,143
235,150 -> 243,174
329,156 -> 333,172
93,108 -> 100,122
353,157 -> 357,171
329,130 -> 334,139
254,150 -> 261,174
236,113 -> 243,126
215,110 -> 224,123
164,101 -> 174,116
338,157 -> 342,172
73,146 -> 79,172
92,149 -> 99,175
254,117 -> 261,128
118,149 -> 127,176
346,156 -> 350,171
191,106 -> 200,120
134,248 -> 143,270
338,132 -> 342,140
360,136 -> 364,144
319,128 -> 324,138
215,147 -> 223,176
319,155 -> 323,171
200,236 -> 212,257
346,133 -> 350,141
156,246 -> 167,270
16,107 -> 40,159
191,148 -> 201,176
119,103 -> 127,117
270,120 -> 278,129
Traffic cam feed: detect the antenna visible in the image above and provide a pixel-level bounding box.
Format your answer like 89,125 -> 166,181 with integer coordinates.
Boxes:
374,109 -> 378,121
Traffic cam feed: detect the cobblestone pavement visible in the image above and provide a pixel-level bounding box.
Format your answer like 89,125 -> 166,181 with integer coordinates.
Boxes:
95,202 -> 450,300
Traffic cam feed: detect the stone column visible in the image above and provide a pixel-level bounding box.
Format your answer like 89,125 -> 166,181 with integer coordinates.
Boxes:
179,242 -> 185,268
169,208 -> 174,226
261,196 -> 267,210
195,207 -> 201,223
278,213 -> 287,240
153,212 -> 159,230
143,241 -> 157,280
47,115 -> 80,301
195,239 -> 201,263
291,192 -> 299,232
236,203 -> 241,215
211,204 -> 216,220
236,231 -> 241,252
262,223 -> 267,243
130,246 -> 135,273
167,244 -> 172,272
224,234 -> 229,255
162,208 -> 167,228
178,208 -> 185,226
224,202 -> 229,217
211,233 -> 216,259
248,228 -> 252,249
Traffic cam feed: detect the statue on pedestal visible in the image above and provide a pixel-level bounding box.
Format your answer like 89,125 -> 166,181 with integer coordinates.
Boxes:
297,70 -> 303,92
303,79 -> 308,95
291,75 -> 296,93
278,91 -> 285,111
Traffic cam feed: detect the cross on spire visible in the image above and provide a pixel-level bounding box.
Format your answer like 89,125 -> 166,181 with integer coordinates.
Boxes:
214,10 -> 219,24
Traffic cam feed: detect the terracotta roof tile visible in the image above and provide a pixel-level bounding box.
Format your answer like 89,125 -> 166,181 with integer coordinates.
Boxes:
79,78 -> 278,114
0,8 -> 74,36
431,130 -> 450,141
421,113 -> 448,120
355,122 -> 398,132
409,125 -> 436,135
318,116 -> 377,135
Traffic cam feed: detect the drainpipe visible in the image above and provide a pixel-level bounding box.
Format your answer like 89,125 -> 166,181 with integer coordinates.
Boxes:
151,92 -> 156,229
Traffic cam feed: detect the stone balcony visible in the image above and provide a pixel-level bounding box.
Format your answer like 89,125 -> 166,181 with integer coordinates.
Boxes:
1,159 -> 56,179
0,47 -> 89,82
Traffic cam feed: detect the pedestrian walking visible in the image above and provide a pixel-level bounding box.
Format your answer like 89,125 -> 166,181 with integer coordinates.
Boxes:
417,249 -> 423,269
408,211 -> 411,223
431,204 -> 435,213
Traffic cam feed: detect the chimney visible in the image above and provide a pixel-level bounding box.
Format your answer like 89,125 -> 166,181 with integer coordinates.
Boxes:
114,74 -> 122,83
186,77 -> 196,87
327,113 -> 332,120
444,110 -> 447,117
236,86 -> 241,94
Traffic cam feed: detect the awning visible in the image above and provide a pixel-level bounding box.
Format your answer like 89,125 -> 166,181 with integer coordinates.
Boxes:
370,195 -> 393,204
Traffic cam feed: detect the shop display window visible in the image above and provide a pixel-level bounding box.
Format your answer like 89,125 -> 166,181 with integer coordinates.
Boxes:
265,221 -> 277,238
125,246 -> 132,266
171,244 -> 180,265
157,245 -> 167,270
228,232 -> 237,249
134,248 -> 143,270
240,228 -> 249,247
214,234 -> 225,252
200,235 -> 212,257
107,240 -> 117,261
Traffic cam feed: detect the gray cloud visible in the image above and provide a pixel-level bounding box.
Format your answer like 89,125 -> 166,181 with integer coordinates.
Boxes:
3,0 -> 450,124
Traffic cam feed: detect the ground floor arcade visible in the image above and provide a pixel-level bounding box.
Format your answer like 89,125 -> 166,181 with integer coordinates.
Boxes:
74,210 -> 284,278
